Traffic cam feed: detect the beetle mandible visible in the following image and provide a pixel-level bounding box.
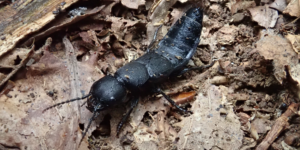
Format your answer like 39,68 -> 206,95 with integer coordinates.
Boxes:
43,7 -> 215,145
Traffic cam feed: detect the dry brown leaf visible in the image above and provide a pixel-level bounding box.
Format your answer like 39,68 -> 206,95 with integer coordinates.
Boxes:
176,85 -> 243,150
238,112 -> 250,125
108,16 -> 143,40
270,0 -> 287,12
240,137 -> 257,150
0,45 -> 37,87
0,37 -> 102,149
200,16 -> 222,51
288,64 -> 300,84
172,91 -> 196,104
230,0 -> 256,14
275,15 -> 286,30
210,4 -> 223,15
79,32 -> 94,44
199,30 -> 218,51
127,97 -> 172,149
254,30 -> 298,84
285,34 -> 300,54
287,64 -> 300,98
91,2 -> 117,20
132,109 -> 177,150
121,0 -> 146,9
283,0 -> 300,17
248,5 -> 278,28
251,118 -> 272,134
231,13 -> 245,23
0,48 -> 30,66
284,133 -> 300,147
227,93 -> 250,101
217,25 -> 239,45
87,30 -> 101,47
146,0 -> 177,45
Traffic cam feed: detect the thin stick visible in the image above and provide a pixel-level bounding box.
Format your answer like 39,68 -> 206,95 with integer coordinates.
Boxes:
256,103 -> 299,150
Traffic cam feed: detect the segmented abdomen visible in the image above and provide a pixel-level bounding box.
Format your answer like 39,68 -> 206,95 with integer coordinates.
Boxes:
114,8 -> 204,86
155,8 -> 203,69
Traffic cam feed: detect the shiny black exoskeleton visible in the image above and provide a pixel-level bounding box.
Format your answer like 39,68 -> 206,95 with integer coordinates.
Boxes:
43,7 -> 215,145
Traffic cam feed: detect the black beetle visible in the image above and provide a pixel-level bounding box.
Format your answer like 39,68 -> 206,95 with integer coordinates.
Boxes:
43,7 -> 215,145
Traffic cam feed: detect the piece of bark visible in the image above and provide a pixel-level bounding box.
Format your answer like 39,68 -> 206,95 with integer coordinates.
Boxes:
0,0 -> 79,57
21,6 -> 105,48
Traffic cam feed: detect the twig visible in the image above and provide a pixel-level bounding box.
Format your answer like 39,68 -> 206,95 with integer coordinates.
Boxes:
0,64 -> 15,69
282,17 -> 299,27
208,78 -> 212,110
0,80 -> 15,97
150,0 -> 163,13
0,37 -> 52,88
256,103 -> 299,150
182,116 -> 193,149
0,46 -> 35,87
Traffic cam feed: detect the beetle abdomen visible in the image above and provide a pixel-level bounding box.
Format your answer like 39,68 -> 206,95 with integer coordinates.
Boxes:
155,8 -> 203,69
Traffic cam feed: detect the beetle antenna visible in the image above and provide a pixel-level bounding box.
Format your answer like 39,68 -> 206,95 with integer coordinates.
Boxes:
79,104 -> 101,146
43,94 -> 91,113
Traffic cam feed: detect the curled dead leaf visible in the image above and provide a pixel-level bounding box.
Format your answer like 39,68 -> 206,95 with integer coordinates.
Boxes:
283,0 -> 300,17
172,91 -> 196,104
229,0 -> 256,14
217,25 -> 239,45
254,30 -> 297,84
248,5 -> 278,28
121,0 -> 146,9
285,34 -> 300,55
176,85 -> 243,150
270,0 -> 287,12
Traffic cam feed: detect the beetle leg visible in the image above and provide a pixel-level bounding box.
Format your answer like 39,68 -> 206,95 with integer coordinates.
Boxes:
80,101 -> 87,107
79,104 -> 102,146
147,24 -> 163,53
176,59 -> 216,76
79,111 -> 98,145
116,96 -> 139,136
156,88 -> 192,114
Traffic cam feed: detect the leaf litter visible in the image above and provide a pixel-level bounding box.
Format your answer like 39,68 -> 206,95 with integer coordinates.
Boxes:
0,0 -> 300,150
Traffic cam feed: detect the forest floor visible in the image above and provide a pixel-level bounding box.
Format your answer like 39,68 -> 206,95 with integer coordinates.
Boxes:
0,0 -> 300,149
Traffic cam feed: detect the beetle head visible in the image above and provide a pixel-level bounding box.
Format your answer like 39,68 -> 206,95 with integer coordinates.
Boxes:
87,75 -> 127,112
